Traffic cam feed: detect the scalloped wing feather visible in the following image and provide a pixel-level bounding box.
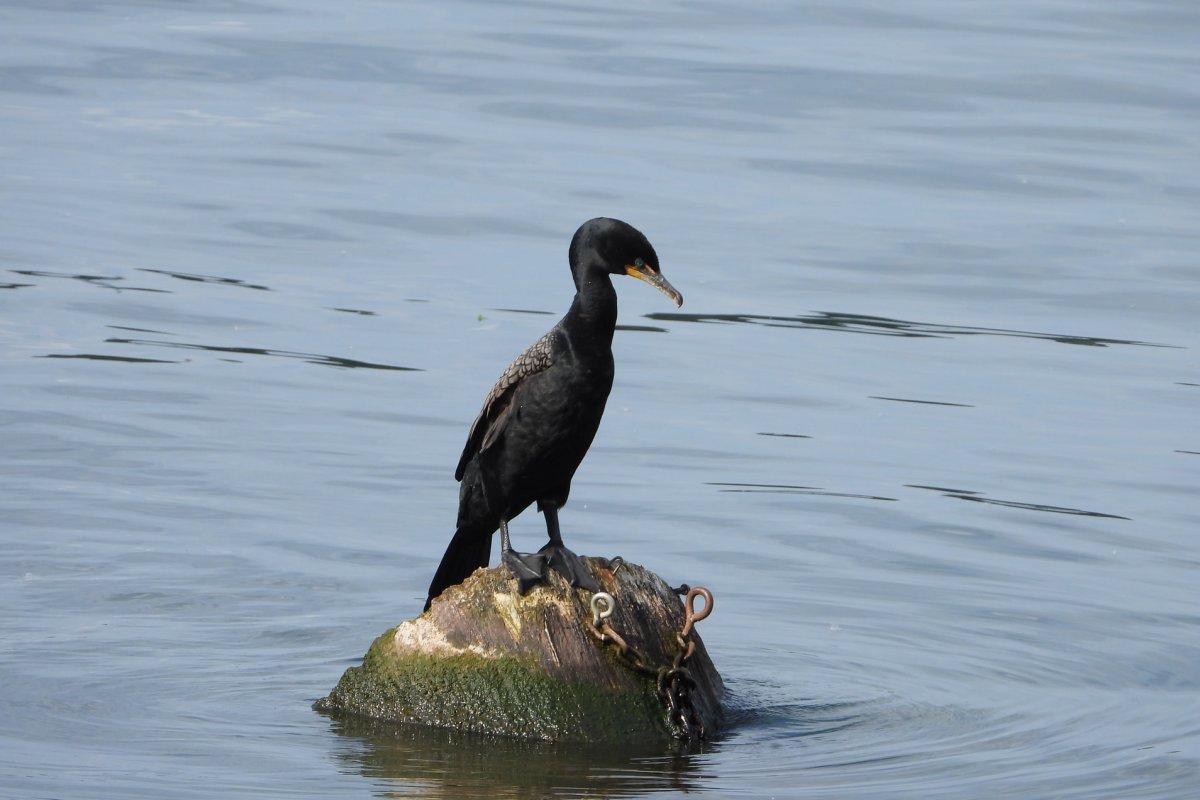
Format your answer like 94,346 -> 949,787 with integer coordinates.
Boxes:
455,330 -> 556,481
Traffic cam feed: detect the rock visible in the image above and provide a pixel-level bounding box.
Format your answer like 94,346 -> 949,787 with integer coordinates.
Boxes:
316,556 -> 724,743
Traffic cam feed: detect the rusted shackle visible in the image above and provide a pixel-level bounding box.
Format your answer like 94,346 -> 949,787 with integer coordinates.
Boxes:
680,586 -> 713,638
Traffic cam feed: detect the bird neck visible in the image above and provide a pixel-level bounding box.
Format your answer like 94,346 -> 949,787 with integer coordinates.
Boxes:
564,270 -> 617,349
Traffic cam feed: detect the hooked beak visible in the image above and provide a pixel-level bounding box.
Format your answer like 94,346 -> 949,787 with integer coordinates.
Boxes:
625,265 -> 683,307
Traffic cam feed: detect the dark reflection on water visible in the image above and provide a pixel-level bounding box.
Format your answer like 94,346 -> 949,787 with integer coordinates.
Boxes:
11,269 -> 172,293
493,308 -> 554,316
615,324 -> 668,333
906,485 -> 1131,521
39,353 -> 183,363
101,337 -> 420,371
136,267 -> 271,291
870,396 -> 974,407
107,325 -> 178,335
325,714 -> 707,799
709,482 -> 898,502
646,311 -> 1170,348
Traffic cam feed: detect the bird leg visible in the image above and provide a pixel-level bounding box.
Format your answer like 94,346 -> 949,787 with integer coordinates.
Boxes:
538,504 -> 600,592
499,518 -> 547,594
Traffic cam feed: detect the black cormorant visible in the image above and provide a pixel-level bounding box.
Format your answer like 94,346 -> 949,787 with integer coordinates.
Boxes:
424,218 -> 682,610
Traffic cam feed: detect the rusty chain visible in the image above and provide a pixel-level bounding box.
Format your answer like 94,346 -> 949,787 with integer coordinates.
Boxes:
587,583 -> 714,741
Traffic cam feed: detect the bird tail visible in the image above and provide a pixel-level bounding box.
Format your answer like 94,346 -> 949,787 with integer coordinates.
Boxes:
424,526 -> 492,611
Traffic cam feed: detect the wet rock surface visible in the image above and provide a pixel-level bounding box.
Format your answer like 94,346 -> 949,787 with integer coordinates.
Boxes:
316,557 -> 723,743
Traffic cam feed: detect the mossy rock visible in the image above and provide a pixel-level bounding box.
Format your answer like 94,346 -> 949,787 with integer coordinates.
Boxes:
316,557 -> 724,743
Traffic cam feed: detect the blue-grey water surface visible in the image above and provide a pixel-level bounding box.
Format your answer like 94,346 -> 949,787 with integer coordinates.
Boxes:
2,1 -> 1198,798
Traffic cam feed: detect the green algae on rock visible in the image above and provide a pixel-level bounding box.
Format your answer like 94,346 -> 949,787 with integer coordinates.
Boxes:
316,557 -> 724,743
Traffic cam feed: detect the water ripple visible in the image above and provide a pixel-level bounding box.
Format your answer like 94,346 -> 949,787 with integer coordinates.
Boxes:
10,269 -> 171,293
101,337 -> 420,371
136,268 -> 270,291
646,310 -> 1172,348
906,485 -> 1131,521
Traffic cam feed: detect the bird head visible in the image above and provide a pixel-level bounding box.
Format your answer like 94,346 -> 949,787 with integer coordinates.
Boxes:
570,217 -> 683,307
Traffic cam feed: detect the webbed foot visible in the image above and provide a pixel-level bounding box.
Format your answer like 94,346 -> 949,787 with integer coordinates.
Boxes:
539,543 -> 601,592
502,548 -> 547,594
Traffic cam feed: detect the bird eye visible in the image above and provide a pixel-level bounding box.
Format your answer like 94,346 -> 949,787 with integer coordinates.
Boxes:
634,258 -> 645,268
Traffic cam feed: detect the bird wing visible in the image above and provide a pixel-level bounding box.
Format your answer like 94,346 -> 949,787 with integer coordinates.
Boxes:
455,329 -> 557,481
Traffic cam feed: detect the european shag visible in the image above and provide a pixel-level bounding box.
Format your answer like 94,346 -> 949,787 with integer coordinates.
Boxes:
424,218 -> 682,610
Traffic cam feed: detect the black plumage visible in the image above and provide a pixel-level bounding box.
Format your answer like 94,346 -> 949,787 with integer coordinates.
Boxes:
425,218 -> 682,610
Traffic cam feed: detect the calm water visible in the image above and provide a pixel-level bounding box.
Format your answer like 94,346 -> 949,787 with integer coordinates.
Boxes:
2,1 -> 1198,797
